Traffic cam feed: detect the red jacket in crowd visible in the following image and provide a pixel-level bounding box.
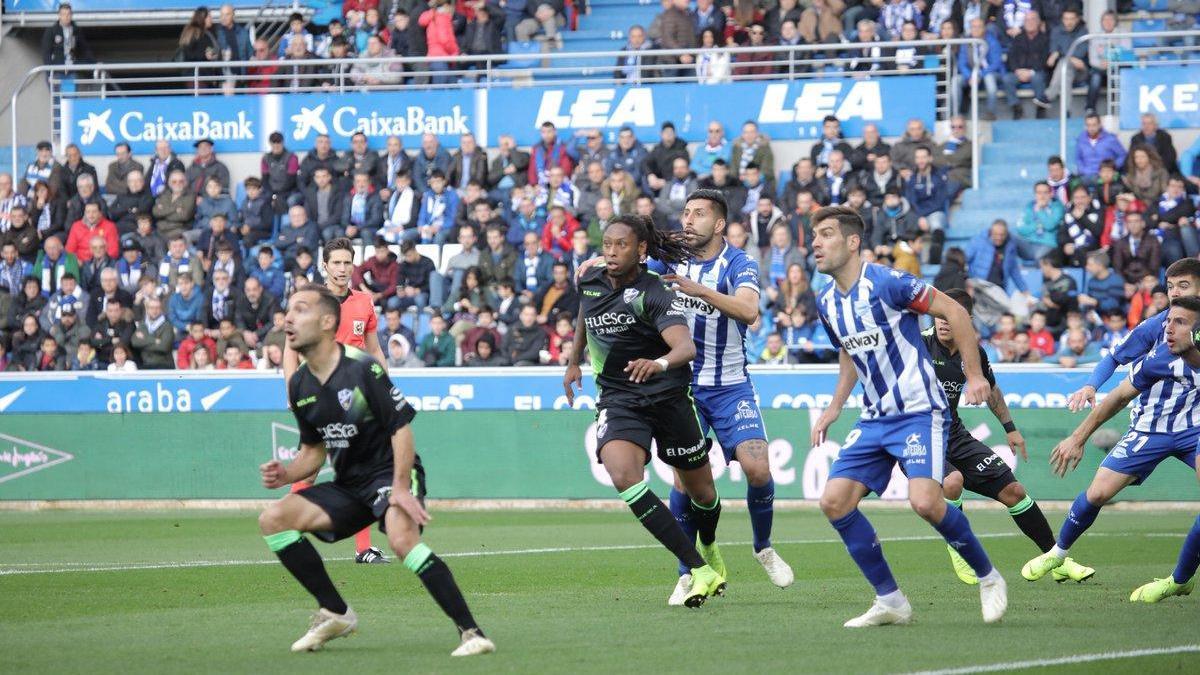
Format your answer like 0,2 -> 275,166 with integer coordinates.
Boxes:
343,0 -> 379,16
528,140 -> 575,186
177,335 -> 216,369
419,8 -> 460,58
541,212 -> 580,256
352,252 -> 401,301
66,217 -> 119,262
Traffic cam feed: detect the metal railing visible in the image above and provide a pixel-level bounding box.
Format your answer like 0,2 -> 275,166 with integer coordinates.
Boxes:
11,37 -> 984,184
1058,29 -> 1200,159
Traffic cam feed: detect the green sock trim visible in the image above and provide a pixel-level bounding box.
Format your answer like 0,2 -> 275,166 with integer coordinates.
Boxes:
1008,495 -> 1035,516
618,481 -> 650,505
945,497 -> 963,509
264,530 -> 302,552
403,543 -> 434,573
690,495 -> 721,511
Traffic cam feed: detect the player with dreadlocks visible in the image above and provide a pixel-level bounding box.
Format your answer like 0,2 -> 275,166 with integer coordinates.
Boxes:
564,214 -> 726,608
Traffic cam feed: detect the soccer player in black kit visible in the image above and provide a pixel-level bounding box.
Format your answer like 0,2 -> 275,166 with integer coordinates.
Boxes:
924,288 -> 1094,584
563,214 -> 727,607
258,285 -> 495,656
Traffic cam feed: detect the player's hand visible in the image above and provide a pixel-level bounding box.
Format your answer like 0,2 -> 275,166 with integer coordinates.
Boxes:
563,363 -> 582,405
1067,385 -> 1096,412
811,408 -> 839,447
625,358 -> 662,384
963,375 -> 990,406
662,273 -> 707,300
574,256 -> 603,280
389,486 -> 431,527
1050,436 -> 1084,477
1008,430 -> 1028,461
260,460 -> 288,489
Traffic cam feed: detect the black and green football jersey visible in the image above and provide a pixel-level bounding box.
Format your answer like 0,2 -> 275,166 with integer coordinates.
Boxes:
288,344 -> 417,490
577,265 -> 692,400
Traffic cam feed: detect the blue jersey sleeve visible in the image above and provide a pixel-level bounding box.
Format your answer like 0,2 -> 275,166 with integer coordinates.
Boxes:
877,268 -> 933,313
1085,313 -> 1162,389
645,258 -> 668,275
728,254 -> 762,293
1128,354 -> 1160,393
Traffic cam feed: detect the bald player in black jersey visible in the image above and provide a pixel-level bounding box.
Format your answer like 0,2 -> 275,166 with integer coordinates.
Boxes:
923,288 -> 1093,585
257,285 -> 495,657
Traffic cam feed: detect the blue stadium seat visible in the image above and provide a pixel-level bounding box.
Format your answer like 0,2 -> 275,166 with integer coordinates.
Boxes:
1132,0 -> 1170,10
1132,19 -> 1168,48
500,42 -> 542,69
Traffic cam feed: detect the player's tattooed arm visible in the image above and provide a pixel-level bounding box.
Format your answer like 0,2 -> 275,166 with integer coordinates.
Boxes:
987,385 -> 1028,461
1050,379 -> 1139,477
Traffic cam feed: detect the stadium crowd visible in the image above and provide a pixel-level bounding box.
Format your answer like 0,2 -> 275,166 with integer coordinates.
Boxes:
1,100 -> 1197,372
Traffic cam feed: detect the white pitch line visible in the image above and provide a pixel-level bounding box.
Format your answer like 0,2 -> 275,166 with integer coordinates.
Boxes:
902,644 -> 1200,675
0,530 -> 1185,577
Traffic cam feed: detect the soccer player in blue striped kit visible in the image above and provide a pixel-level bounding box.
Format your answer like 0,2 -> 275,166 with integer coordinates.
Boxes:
808,206 -> 1008,627
1024,296 -> 1200,604
648,189 -> 795,605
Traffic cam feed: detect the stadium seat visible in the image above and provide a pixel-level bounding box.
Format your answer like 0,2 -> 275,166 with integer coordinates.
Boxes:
1132,19 -> 1168,48
500,42 -> 542,69
234,182 -> 246,210
416,244 -> 440,266
439,244 -> 463,274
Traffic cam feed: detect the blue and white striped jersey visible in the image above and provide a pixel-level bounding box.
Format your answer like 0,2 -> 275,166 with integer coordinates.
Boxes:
1128,342 -> 1200,434
648,243 -> 761,387
1085,309 -> 1169,389
816,262 -> 948,419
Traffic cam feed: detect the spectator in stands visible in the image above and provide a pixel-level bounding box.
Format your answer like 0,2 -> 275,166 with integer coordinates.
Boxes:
757,223 -> 805,289
214,4 -> 252,64
1082,11 -> 1122,116
636,194 -> 669,231
352,238 -> 399,309
26,332 -> 65,372
416,314 -> 455,367
0,242 -> 31,296
340,172 -> 384,241
690,122 -> 730,180
1154,176 -> 1198,263
42,270 -> 88,330
695,27 -> 732,84
462,5 -> 503,63
387,333 -> 424,368
478,225 -> 518,290
953,18 -> 1003,121
297,135 -> 337,192
213,317 -> 247,360
10,311 -> 46,365
352,34 -> 402,86
488,134 -> 530,201
177,322 -> 216,368
442,224 -> 481,298
568,131 -> 608,188
277,12 -> 314,57
574,162 -> 606,222
1094,159 -> 1124,211
652,0 -> 697,75
965,220 -> 1031,327
246,38 -> 279,90
798,0 -> 845,43
66,203 -> 118,264
0,174 -> 27,234
220,343 -> 254,369
1055,327 -> 1100,368
869,187 -> 917,256
695,0 -> 729,37
533,261 -> 577,324
91,298 -> 133,365
285,246 -> 320,294
1075,114 -> 1127,183
697,160 -> 746,221
823,150 -> 852,205
444,266 -> 497,325
462,312 -> 505,365
104,343 -> 136,371
615,25 -> 652,82
274,206 -> 320,266
654,158 -> 698,229
809,116 -> 853,171
51,294 -> 89,352
178,7 -> 221,81
261,132 -> 300,217
416,169 -> 459,244
601,130 -> 645,190
419,0 -> 461,84
127,214 -> 165,268
25,180 -> 65,247
517,0 -> 566,46
412,133 -> 453,194
204,266 -> 239,330
855,154 -> 901,209
1036,256 -> 1077,331
301,167 -> 343,241
449,133 -> 489,194
529,122 -> 575,187
69,336 -> 101,372
644,122 -> 689,197
145,140 -> 184,198
904,147 -> 950,243
936,116 -> 972,191
103,144 -> 143,197
880,0 -> 922,41
195,177 -> 239,238
130,296 -> 173,370
186,139 -> 230,196
235,276 -> 279,349
64,173 -> 104,227
890,119 -> 934,174
197,213 -> 240,270
236,178 -> 272,248
1045,8 -> 1092,111
732,121 -> 774,185
1,206 -> 37,266
381,168 -> 420,243
167,273 -> 204,338
1129,112 -> 1179,175
1122,146 -> 1170,206
1013,181 -> 1063,263
394,241 -> 436,311
1000,11 -> 1050,119
541,205 -> 579,257
783,158 -> 828,208
759,332 -> 792,364
108,171 -> 152,237
1045,155 -> 1078,205
516,231 -> 554,300
10,276 -> 47,330
22,143 -> 62,204
740,163 -> 770,222
848,124 -> 890,175
33,236 -> 78,298
80,236 -> 117,292
374,136 -> 411,199
501,304 -> 547,365
733,22 -> 777,77
1057,184 -> 1103,267
41,3 -> 93,66
1077,250 -> 1124,318
158,235 -> 204,295
597,167 -> 638,220
1112,211 -> 1160,284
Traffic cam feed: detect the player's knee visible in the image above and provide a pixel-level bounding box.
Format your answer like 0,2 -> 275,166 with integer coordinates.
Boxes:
942,471 -> 964,500
387,529 -> 420,559
258,505 -> 288,535
819,492 -> 852,520
1085,483 -> 1115,506
998,481 -> 1027,507
742,461 -> 772,487
909,493 -> 943,522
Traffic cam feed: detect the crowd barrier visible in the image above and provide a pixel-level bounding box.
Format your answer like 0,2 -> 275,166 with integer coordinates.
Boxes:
1,367 -> 1194,502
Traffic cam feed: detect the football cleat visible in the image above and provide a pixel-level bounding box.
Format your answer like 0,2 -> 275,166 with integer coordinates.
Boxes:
355,547 -> 389,564
697,538 -> 727,580
684,564 -> 726,608
980,571 -> 1008,624
947,544 -> 979,585
668,574 -> 692,607
843,596 -> 913,628
450,628 -> 496,657
1051,557 -> 1096,584
290,607 -> 357,652
1130,577 -> 1195,603
754,547 -> 795,588
1021,551 -> 1064,581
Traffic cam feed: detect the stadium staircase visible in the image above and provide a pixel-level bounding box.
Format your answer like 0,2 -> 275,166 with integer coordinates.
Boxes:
543,0 -> 663,77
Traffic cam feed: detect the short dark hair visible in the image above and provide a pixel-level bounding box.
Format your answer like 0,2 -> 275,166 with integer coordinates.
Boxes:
399,240 -> 416,254
322,237 -> 354,263
685,189 -> 728,222
1048,155 -> 1064,166
942,287 -> 973,315
429,169 -> 446,180
744,162 -> 760,172
298,284 -> 342,332
1170,295 -> 1200,315
811,205 -> 865,240
1167,258 -> 1200,281
244,176 -> 262,189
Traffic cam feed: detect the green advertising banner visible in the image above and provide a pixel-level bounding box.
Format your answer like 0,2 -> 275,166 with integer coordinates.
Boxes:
1,410 -> 1195,501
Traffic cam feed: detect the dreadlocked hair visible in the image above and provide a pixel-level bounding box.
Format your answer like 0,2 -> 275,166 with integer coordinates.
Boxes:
610,214 -> 700,266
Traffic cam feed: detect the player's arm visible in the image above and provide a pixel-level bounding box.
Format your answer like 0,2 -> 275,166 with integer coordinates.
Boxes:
563,303 -> 588,405
812,349 -> 857,447
361,359 -> 427,524
1068,320 -> 1156,411
663,273 -> 760,325
388,425 -> 429,525
1050,379 -> 1139,477
627,323 -> 695,384
987,384 -> 1027,461
925,290 -> 990,405
261,441 -> 327,489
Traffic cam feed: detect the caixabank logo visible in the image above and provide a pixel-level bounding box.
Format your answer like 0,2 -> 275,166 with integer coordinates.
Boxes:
0,433 -> 74,485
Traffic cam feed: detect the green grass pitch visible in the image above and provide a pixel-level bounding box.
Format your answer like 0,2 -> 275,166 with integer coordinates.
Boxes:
1,508 -> 1198,674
